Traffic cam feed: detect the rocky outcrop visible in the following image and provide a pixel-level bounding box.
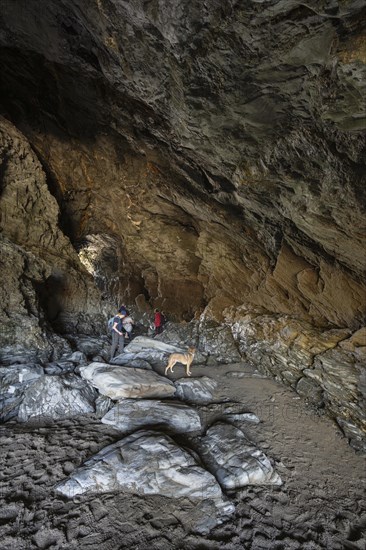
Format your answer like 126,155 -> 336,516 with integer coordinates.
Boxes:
0,118 -> 108,358
102,399 -> 202,434
195,422 -> 282,489
18,374 -> 97,422
229,312 -> 366,452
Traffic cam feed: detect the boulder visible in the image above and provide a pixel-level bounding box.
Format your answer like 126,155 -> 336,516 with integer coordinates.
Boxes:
102,399 -> 202,434
64,335 -> 109,357
18,374 -> 96,422
223,413 -> 260,424
54,430 -> 234,531
174,377 -> 217,404
196,423 -> 282,489
80,363 -> 176,399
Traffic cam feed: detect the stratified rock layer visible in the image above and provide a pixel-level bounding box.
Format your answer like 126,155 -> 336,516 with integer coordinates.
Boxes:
0,1 -> 365,325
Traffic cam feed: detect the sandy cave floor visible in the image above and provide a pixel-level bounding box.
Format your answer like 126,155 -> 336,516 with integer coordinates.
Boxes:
0,360 -> 365,550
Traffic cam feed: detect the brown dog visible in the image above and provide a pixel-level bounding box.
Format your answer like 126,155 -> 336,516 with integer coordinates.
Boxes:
165,347 -> 196,377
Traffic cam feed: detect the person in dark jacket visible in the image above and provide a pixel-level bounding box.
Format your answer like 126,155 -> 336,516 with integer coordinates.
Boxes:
110,312 -> 126,360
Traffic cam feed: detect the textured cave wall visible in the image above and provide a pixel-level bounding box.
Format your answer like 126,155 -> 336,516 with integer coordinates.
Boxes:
0,117 -> 107,357
0,0 -> 365,326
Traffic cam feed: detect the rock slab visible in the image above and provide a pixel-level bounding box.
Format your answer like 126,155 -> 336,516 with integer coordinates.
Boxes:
196,423 -> 282,489
102,399 -> 202,434
174,376 -> 217,404
54,430 -> 234,529
80,362 -> 176,399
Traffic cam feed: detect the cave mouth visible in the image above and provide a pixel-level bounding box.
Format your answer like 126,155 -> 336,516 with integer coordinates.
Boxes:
76,234 -> 121,301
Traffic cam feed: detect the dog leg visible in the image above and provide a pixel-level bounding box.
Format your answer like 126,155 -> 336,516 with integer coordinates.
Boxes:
187,358 -> 193,376
165,360 -> 175,375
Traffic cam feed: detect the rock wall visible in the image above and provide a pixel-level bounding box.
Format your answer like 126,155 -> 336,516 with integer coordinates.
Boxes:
0,117 -> 106,358
226,309 -> 366,452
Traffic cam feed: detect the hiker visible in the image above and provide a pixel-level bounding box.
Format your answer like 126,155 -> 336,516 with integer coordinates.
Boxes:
110,311 -> 126,360
122,314 -> 135,340
154,308 -> 164,336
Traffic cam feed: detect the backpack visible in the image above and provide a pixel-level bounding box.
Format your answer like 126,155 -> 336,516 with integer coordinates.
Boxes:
107,317 -> 115,331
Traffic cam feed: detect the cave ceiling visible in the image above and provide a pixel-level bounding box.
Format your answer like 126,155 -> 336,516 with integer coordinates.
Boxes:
0,0 -> 365,325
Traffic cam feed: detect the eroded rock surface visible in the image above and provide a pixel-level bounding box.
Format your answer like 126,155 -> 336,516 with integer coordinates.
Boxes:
0,2 -> 365,326
174,376 -> 217,404
0,363 -> 44,421
54,430 -> 234,532
231,312 -> 366,451
102,399 -> 202,434
18,374 -> 96,422
80,362 -> 176,399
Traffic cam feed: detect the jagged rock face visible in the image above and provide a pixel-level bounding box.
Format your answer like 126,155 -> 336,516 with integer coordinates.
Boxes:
0,0 -> 365,326
0,117 -> 106,354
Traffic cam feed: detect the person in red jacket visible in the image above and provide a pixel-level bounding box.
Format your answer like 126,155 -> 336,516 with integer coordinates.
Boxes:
154,308 -> 163,336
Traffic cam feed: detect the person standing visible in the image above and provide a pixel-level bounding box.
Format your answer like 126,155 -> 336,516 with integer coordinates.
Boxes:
110,311 -> 126,360
122,314 -> 135,340
154,308 -> 163,336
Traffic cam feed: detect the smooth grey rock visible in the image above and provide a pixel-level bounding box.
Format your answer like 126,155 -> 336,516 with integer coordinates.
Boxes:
174,377 -> 217,404
80,362 -> 176,399
54,430 -> 234,529
102,399 -> 202,434
196,423 -> 282,489
18,374 -> 96,422
113,350 -> 168,369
